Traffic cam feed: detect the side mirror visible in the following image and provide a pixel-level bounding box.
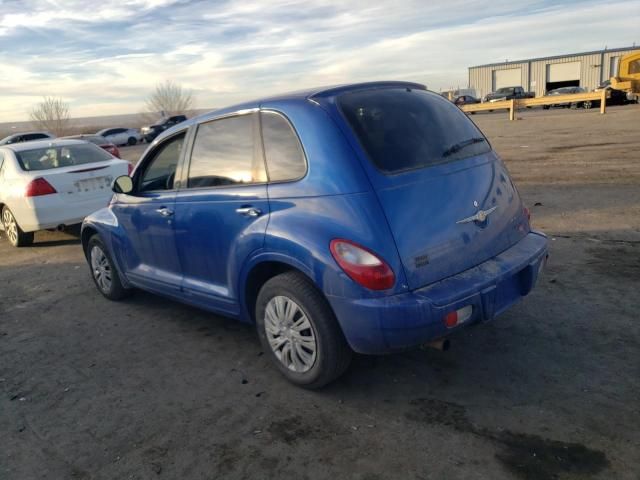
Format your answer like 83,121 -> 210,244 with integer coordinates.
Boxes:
112,175 -> 133,194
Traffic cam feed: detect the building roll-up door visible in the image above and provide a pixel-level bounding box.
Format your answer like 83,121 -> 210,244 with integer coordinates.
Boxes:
492,69 -> 522,90
547,62 -> 581,82
546,62 -> 581,91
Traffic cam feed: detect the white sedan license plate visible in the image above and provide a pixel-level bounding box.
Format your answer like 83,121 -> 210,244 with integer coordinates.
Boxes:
74,176 -> 113,193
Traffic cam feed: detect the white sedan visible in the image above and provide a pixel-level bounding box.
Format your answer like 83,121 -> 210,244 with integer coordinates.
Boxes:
96,127 -> 142,146
0,139 -> 131,247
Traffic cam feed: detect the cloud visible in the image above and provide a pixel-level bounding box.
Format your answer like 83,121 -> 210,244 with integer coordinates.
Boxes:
0,0 -> 638,121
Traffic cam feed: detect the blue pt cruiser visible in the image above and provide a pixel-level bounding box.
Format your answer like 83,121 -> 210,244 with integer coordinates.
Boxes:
82,82 -> 548,388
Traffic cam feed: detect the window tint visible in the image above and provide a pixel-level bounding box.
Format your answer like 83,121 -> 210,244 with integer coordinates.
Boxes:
629,59 -> 640,74
339,88 -> 491,174
187,114 -> 266,188
138,132 -> 184,192
15,144 -> 112,171
260,111 -> 306,182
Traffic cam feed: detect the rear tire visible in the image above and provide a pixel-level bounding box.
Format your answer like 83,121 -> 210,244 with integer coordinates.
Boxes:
127,137 -> 137,146
583,100 -> 593,109
2,207 -> 34,247
87,234 -> 131,301
255,271 -> 352,389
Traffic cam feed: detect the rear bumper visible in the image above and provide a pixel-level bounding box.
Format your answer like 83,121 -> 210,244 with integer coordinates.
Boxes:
16,195 -> 113,232
327,231 -> 549,354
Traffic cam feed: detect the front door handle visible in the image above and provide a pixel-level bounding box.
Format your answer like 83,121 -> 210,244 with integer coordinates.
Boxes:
235,207 -> 262,217
156,207 -> 174,217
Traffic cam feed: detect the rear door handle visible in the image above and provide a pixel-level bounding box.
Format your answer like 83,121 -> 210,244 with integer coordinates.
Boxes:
235,207 -> 262,217
156,207 -> 174,217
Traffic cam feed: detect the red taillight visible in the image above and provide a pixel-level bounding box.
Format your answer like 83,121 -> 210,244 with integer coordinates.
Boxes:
127,163 -> 134,175
104,144 -> 120,158
25,177 -> 57,197
329,239 -> 395,290
443,306 -> 473,329
444,311 -> 458,328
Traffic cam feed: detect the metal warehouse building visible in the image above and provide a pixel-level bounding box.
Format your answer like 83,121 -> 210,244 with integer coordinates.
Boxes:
469,46 -> 640,99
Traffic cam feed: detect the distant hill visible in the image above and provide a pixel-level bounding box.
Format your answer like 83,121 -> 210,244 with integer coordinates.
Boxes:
0,109 -> 214,138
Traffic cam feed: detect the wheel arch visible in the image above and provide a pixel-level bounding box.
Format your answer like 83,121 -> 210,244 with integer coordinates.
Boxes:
81,225 -> 99,259
239,253 -> 319,324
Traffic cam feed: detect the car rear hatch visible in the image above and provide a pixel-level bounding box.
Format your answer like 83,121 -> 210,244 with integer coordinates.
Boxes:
42,161 -> 128,202
337,87 -> 529,290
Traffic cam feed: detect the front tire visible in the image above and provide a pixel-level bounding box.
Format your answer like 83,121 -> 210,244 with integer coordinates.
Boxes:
87,234 -> 131,300
2,207 -> 34,247
256,271 -> 352,389
127,137 -> 137,146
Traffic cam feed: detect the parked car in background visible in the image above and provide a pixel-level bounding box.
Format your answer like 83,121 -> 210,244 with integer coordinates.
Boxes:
484,86 -> 535,102
82,82 -> 548,388
0,131 -> 55,146
140,115 -> 187,142
453,95 -> 481,106
96,128 -> 141,146
542,86 -> 587,109
63,134 -> 121,158
0,139 -> 132,247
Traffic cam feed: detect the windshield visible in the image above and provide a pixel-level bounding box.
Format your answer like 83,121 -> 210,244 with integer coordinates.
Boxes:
339,88 -> 491,174
15,143 -> 112,171
496,87 -> 514,94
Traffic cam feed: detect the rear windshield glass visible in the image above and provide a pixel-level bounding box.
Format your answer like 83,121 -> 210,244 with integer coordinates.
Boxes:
15,144 -> 112,171
339,88 -> 491,174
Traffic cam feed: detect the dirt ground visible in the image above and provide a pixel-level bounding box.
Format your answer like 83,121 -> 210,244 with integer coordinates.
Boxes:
1,105 -> 639,480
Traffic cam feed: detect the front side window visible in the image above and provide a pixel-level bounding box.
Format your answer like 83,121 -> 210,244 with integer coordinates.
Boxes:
339,88 -> 491,174
138,132 -> 185,192
15,144 -> 112,171
260,111 -> 306,182
187,114 -> 266,188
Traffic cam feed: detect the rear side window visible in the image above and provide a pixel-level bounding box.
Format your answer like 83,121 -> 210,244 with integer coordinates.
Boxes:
25,133 -> 49,141
15,144 -> 112,171
339,88 -> 491,174
260,111 -> 306,182
187,114 -> 267,188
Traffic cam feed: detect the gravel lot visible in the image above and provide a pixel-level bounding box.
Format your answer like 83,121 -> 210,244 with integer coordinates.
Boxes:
1,105 -> 639,480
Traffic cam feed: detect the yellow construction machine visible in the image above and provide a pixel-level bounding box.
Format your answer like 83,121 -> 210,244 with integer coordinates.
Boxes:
611,51 -> 640,103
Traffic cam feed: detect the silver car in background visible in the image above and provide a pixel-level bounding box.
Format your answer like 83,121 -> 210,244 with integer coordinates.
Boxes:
95,127 -> 142,146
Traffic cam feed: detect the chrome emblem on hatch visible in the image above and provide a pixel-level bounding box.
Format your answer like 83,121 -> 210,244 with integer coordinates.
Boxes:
456,206 -> 497,224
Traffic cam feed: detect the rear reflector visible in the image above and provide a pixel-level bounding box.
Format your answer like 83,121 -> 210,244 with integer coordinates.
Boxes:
25,177 -> 57,197
443,305 -> 473,328
330,239 -> 395,290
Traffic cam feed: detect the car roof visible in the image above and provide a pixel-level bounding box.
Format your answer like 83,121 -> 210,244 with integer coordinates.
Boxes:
97,127 -> 130,132
9,131 -> 52,136
2,138 -> 88,152
182,81 -> 427,130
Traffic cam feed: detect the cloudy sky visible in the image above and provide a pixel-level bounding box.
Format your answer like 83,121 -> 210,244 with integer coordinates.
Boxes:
0,0 -> 637,121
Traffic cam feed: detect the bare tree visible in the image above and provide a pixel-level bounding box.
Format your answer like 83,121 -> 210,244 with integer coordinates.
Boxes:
29,97 -> 70,136
145,80 -> 193,117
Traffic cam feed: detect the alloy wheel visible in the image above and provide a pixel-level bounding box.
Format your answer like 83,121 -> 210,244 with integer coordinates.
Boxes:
90,245 -> 112,293
264,295 -> 317,373
2,209 -> 18,245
